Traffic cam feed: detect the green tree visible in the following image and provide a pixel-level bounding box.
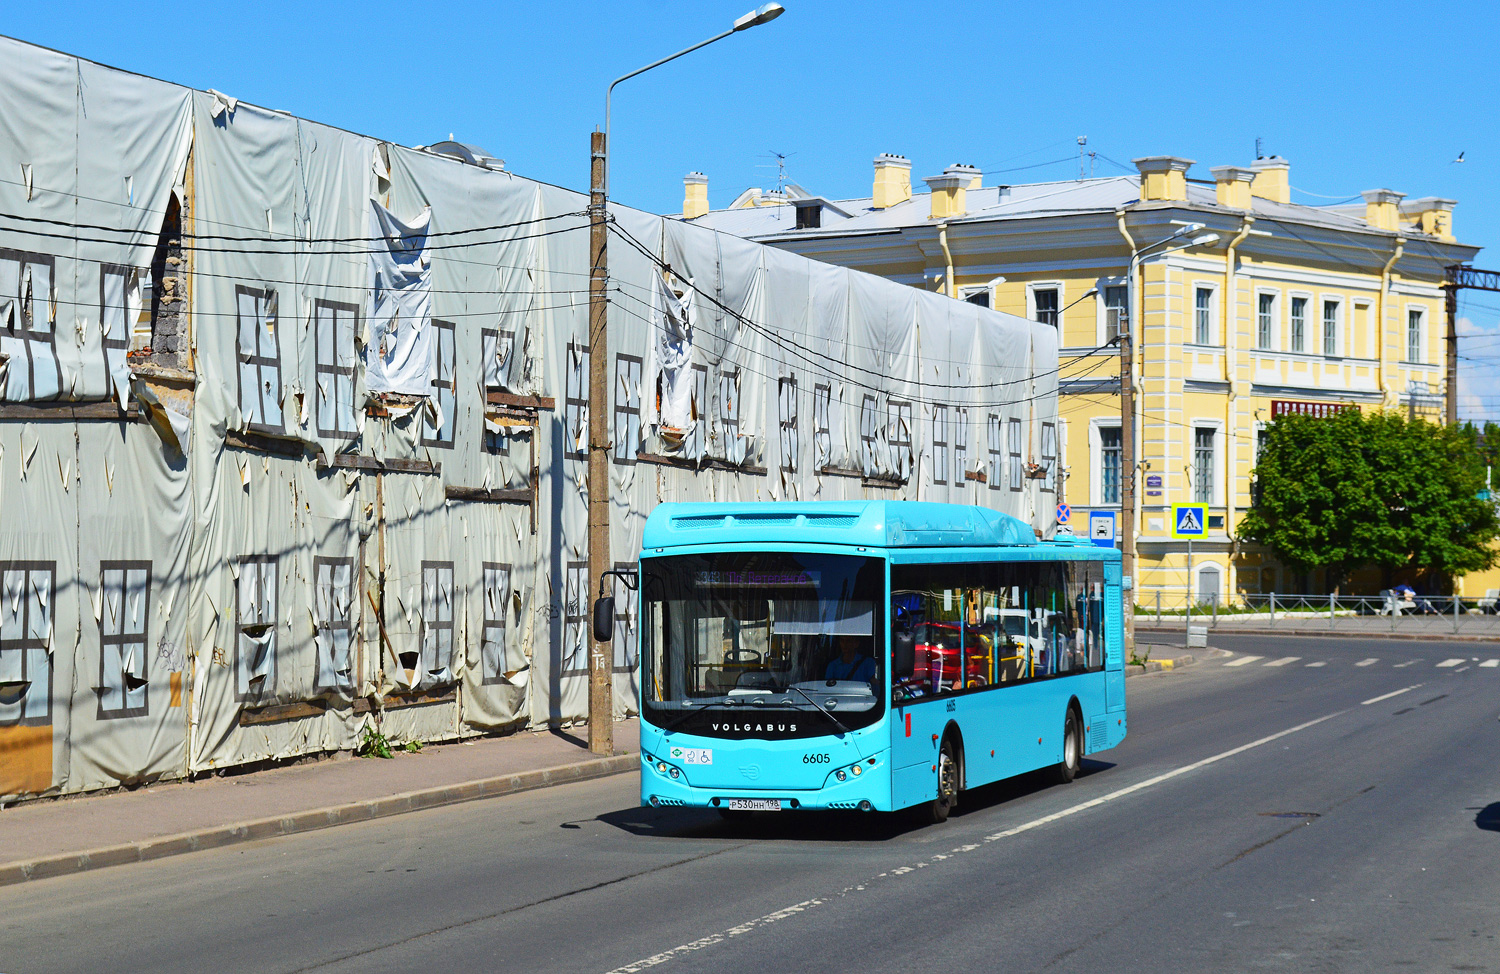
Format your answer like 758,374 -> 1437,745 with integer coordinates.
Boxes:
1240,410 -> 1498,590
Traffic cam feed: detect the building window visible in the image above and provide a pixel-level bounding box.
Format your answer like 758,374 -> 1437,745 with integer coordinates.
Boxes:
964,289 -> 990,309
482,327 -> 515,391
315,300 -> 359,439
1099,426 -> 1122,505
1194,287 -> 1213,345
564,342 -> 589,460
1194,427 -> 1215,504
953,407 -> 969,488
813,383 -> 831,470
987,414 -> 1003,490
235,556 -> 277,701
1407,308 -> 1424,364
932,405 -> 949,486
860,394 -> 880,473
1007,417 -> 1024,492
0,250 -> 62,400
100,264 -> 132,386
1040,421 -> 1057,494
313,557 -> 354,694
0,563 -> 54,726
98,562 -> 151,719
888,400 -> 913,481
1032,287 -> 1059,328
422,319 -> 456,447
481,563 -> 511,686
718,369 -> 741,462
1103,285 -> 1127,342
778,374 -> 798,474
420,562 -> 455,685
564,561 -> 588,674
1323,300 -> 1340,357
690,363 -> 709,457
614,354 -> 642,464
1257,293 -> 1275,350
1289,296 -> 1307,353
235,285 -> 283,433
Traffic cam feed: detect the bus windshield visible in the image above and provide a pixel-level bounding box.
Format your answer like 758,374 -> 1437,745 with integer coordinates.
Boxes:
640,552 -> 886,738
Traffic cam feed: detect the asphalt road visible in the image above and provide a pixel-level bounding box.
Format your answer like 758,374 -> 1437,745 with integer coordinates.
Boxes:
2,634 -> 1497,973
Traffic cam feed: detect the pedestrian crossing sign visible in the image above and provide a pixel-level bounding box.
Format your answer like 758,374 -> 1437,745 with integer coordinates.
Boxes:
1172,504 -> 1207,539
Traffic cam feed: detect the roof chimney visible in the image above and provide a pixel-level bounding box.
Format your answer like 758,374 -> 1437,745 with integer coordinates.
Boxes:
945,163 -> 982,190
682,172 -> 709,219
923,171 -> 968,220
1249,156 -> 1290,204
1133,156 -> 1194,202
1362,188 -> 1406,232
1401,197 -> 1457,241
1210,165 -> 1256,210
872,154 -> 912,209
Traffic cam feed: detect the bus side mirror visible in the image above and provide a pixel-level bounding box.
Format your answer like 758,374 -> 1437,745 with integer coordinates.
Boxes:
893,630 -> 916,679
592,597 -> 615,643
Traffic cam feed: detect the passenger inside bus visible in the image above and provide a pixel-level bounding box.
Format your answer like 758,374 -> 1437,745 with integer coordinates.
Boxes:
824,634 -> 877,686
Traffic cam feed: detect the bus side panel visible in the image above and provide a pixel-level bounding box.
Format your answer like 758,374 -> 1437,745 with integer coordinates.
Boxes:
890,698 -> 947,810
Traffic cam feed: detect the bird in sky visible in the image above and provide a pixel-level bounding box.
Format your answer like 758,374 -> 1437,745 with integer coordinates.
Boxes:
1452,151 -> 1466,163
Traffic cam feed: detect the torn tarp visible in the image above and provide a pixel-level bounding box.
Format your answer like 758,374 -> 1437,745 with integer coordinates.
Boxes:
364,201 -> 433,396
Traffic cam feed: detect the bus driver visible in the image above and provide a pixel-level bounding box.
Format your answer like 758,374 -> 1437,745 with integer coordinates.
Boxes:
824,634 -> 877,685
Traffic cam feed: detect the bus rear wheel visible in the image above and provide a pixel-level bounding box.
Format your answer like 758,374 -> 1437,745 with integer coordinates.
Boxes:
1055,708 -> 1081,784
919,739 -> 960,824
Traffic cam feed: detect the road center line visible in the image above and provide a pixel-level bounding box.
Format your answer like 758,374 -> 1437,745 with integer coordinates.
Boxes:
1361,684 -> 1423,706
601,710 -> 1346,974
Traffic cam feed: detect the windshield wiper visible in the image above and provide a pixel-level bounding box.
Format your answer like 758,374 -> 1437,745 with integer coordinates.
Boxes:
659,698 -> 739,734
785,685 -> 850,735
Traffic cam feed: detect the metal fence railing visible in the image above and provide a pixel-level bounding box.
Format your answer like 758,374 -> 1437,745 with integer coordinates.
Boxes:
1133,590 -> 1500,637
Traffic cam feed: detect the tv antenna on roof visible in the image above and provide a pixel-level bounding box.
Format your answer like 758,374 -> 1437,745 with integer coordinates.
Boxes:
1255,136 -> 1264,159
758,150 -> 796,194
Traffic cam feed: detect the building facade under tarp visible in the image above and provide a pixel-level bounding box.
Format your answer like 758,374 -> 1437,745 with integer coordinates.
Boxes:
0,36 -> 1060,800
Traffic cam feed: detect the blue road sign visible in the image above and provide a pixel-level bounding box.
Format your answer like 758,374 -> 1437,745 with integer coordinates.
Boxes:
1055,503 -> 1071,524
1088,511 -> 1117,548
1172,504 -> 1207,539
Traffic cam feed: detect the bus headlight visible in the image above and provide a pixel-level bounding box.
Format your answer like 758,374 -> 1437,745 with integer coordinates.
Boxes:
669,767 -> 681,779
851,763 -> 863,776
657,761 -> 669,775
835,769 -> 847,782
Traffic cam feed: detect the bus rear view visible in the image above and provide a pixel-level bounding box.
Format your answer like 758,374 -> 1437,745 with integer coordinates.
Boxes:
615,501 -> 1127,823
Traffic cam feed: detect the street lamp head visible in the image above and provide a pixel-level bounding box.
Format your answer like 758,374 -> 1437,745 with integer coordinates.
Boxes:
1191,232 -> 1221,246
733,3 -> 785,30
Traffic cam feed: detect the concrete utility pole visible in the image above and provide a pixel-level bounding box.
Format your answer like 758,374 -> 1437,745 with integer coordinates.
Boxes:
587,129 -> 612,757
1120,326 -> 1136,653
1445,272 -> 1460,425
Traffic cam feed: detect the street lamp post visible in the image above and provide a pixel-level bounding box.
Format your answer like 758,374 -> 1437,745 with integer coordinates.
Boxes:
1119,224 -> 1219,654
586,4 -> 785,757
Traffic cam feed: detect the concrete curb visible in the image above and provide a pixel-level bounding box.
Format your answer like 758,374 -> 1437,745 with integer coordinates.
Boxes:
1125,652 -> 1195,677
0,751 -> 639,888
1137,626 -> 1500,645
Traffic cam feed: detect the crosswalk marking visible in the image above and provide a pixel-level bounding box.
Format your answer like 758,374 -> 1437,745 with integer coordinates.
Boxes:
1394,659 -> 1421,668
1305,661 -> 1327,667
1264,657 -> 1301,667
1224,655 -> 1262,667
1482,659 -> 1499,668
1356,658 -> 1379,667
1213,655 -> 1500,671
1437,658 -> 1464,668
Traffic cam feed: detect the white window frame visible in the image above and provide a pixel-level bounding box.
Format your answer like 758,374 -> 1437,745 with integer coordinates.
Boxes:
1287,291 -> 1312,354
1026,281 -> 1064,330
1095,277 -> 1128,346
1404,303 -> 1426,364
1254,289 -> 1279,352
313,557 -> 354,694
1320,295 -> 1343,359
1190,282 -> 1217,346
1088,420 -> 1123,508
931,404 -> 949,487
481,563 -> 511,686
1188,419 -> 1224,507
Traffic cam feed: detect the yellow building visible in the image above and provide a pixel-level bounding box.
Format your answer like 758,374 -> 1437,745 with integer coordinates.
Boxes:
681,154 -> 1481,602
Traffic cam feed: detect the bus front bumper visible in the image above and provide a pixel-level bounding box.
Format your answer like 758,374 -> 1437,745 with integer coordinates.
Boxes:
640,750 -> 892,812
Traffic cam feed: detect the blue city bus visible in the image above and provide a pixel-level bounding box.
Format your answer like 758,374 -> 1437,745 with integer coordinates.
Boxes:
596,501 -> 1127,823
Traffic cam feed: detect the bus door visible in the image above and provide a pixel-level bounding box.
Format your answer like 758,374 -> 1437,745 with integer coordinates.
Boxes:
1104,563 -> 1125,711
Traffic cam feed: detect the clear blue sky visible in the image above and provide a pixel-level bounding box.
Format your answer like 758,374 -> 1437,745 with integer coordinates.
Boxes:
11,1 -> 1500,417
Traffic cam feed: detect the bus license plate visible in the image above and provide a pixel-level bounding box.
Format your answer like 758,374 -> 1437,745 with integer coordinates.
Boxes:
727,799 -> 783,811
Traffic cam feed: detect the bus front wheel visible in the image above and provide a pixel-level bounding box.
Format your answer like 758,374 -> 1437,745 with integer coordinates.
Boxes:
1055,708 -> 1081,784
920,739 -> 960,824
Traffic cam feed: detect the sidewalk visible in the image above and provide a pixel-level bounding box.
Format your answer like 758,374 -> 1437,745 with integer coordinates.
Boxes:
0,719 -> 639,887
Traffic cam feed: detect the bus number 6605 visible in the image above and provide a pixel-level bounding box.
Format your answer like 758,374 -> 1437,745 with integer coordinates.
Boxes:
802,753 -> 830,764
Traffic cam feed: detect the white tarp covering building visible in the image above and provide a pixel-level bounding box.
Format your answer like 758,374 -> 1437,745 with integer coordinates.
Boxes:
0,35 -> 1060,799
